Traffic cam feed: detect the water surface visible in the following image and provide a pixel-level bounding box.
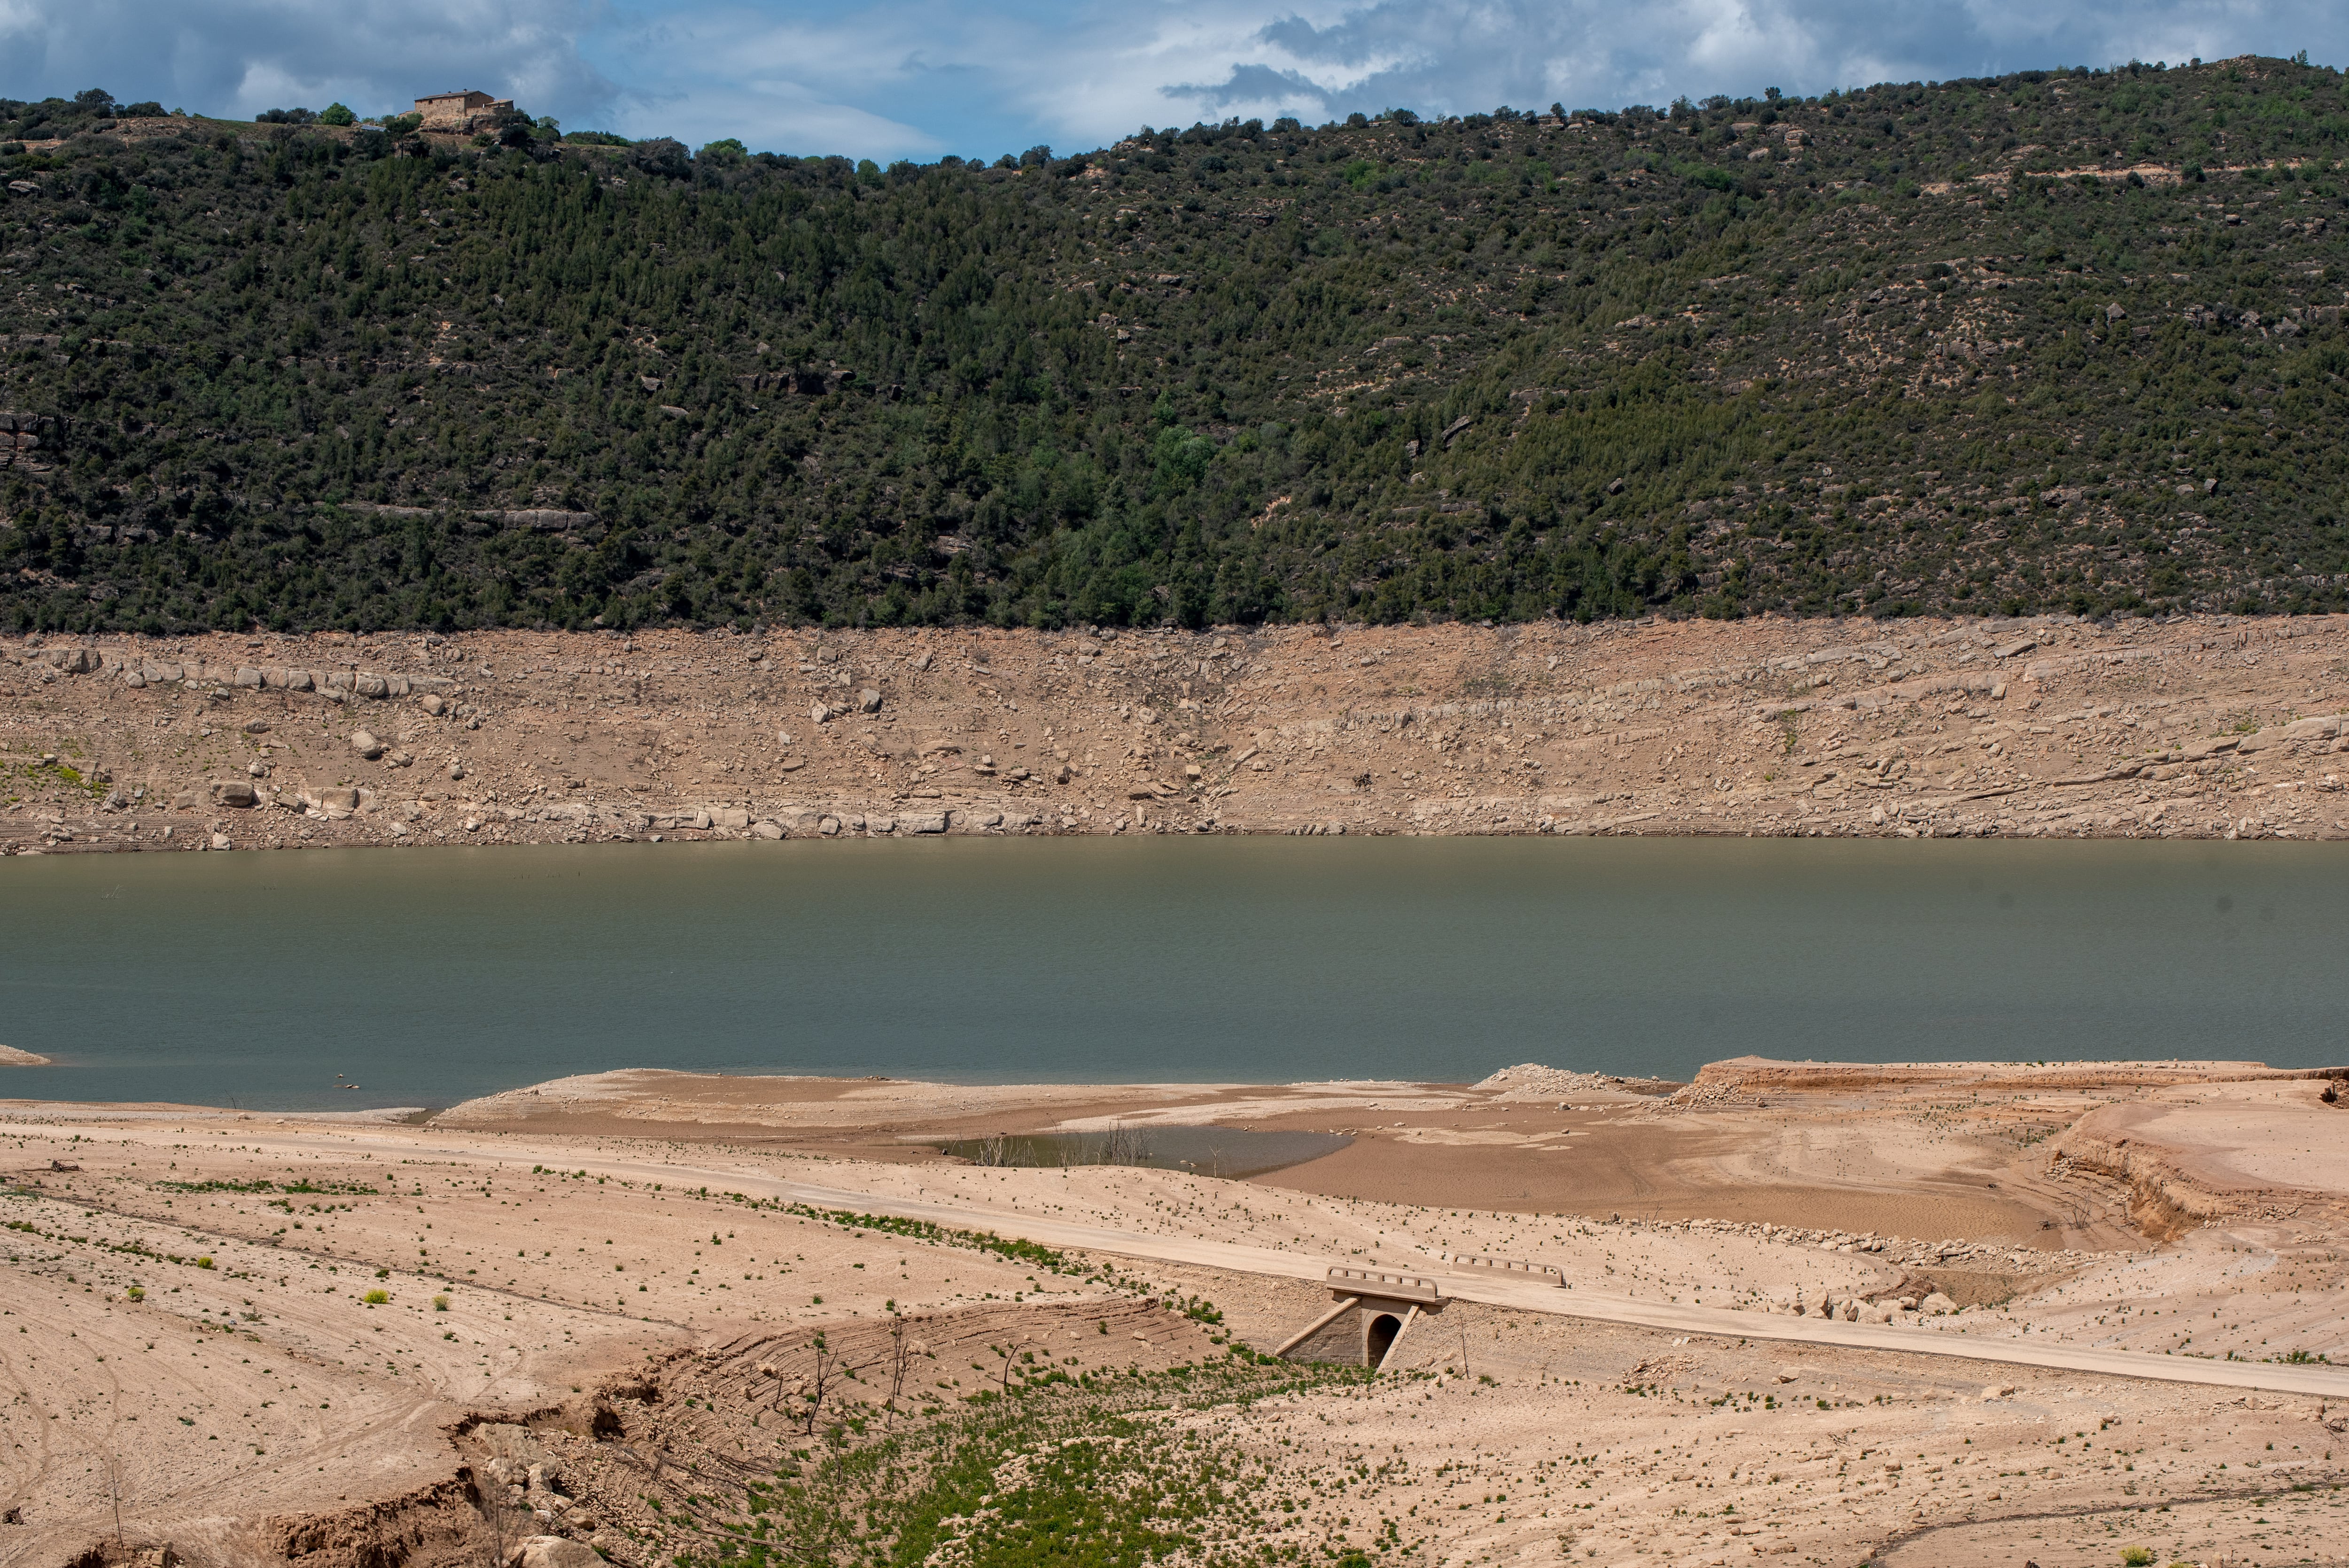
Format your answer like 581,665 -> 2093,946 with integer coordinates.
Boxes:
1,838 -> 2342,1110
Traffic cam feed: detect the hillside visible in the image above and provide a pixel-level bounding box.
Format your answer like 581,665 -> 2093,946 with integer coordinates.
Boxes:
6,56 -> 2349,634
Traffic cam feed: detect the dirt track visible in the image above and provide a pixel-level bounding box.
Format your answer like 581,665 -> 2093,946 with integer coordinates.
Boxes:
7,612 -> 2349,853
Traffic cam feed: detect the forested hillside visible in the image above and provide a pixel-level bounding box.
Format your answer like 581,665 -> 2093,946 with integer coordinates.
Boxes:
8,56 -> 2349,633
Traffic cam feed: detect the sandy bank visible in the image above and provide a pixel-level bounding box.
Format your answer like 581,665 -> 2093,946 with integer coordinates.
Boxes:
2,1050 -> 2346,1568
7,613 -> 2349,853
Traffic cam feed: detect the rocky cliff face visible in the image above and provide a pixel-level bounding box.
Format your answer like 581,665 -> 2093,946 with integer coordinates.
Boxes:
3,613 -> 2348,853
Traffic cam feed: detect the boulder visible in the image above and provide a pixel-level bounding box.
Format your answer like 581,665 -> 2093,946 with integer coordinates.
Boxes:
283,668 -> 315,691
355,673 -> 389,699
421,693 -> 448,715
211,780 -> 257,808
811,703 -> 833,724
714,807 -> 750,831
208,832 -> 232,851
857,688 -> 882,714
751,819 -> 784,839
318,786 -> 361,818
903,812 -> 949,834
1919,1291 -> 1957,1316
350,730 -> 385,760
233,667 -> 264,689
505,1537 -> 603,1568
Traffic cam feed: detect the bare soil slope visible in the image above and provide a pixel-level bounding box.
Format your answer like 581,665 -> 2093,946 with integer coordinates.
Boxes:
6,613 -> 2349,853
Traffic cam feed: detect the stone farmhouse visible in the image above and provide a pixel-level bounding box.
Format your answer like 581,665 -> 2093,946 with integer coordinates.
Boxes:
413,89 -> 513,132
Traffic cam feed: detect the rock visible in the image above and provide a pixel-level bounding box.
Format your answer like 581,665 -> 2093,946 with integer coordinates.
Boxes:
857,688 -> 882,714
752,819 -> 784,839
910,651 -> 933,671
233,666 -> 264,689
714,807 -> 750,831
350,730 -> 385,760
388,749 -> 413,768
208,832 -> 232,851
1838,1299 -> 1859,1321
506,1537 -> 604,1568
811,703 -> 833,724
1919,1291 -> 1957,1316
421,693 -> 448,716
355,673 -> 389,699
284,668 -> 316,691
903,812 -> 949,834
318,786 -> 361,818
867,814 -> 895,834
447,760 -> 467,781
211,780 -> 258,808
818,815 -> 841,836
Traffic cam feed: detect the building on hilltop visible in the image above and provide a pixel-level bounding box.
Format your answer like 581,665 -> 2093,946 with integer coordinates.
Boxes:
413,89 -> 514,132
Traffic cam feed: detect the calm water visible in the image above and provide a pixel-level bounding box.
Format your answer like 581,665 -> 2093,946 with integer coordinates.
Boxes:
1,838 -> 2344,1110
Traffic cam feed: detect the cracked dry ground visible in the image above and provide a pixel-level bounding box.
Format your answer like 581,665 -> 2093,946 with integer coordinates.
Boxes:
1,1097 -> 2345,1568
6,612 -> 2349,852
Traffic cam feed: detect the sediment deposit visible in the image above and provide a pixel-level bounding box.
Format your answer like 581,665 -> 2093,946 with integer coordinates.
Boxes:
4,1055 -> 2347,1567
7,612 -> 2349,852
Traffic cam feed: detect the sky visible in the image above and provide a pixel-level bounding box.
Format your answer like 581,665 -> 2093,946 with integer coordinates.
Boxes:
3,0 -> 2346,162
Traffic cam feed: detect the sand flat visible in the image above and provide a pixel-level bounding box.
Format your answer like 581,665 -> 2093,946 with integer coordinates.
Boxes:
3,1054 -> 2346,1567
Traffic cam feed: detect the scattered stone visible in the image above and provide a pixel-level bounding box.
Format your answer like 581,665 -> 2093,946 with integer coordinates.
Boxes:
506,1537 -> 604,1568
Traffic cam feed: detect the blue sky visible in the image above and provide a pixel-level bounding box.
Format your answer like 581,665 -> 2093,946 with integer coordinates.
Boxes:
5,0 -> 2347,161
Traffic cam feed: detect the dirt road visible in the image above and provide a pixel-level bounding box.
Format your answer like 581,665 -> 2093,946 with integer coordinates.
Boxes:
19,1115 -> 2347,1401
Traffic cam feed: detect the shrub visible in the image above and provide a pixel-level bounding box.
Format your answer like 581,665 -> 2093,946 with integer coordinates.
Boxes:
362,1288 -> 390,1305
2120,1549 -> 2153,1567
433,1294 -> 451,1311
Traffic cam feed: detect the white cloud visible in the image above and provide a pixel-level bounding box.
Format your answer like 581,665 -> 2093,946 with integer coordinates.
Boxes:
9,0 -> 2349,159
0,0 -> 616,123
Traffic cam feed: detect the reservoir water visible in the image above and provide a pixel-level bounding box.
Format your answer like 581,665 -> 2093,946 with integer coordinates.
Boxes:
2,838 -> 2343,1110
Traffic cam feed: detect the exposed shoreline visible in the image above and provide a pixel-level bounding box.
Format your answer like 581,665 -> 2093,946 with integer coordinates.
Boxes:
4,1055 -> 2345,1567
6,612 -> 2349,854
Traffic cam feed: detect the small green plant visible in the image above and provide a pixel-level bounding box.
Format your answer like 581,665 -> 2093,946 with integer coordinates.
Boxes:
193,1256 -> 214,1270
124,1285 -> 144,1301
2119,1548 -> 2153,1567
432,1294 -> 450,1311
362,1288 -> 389,1305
